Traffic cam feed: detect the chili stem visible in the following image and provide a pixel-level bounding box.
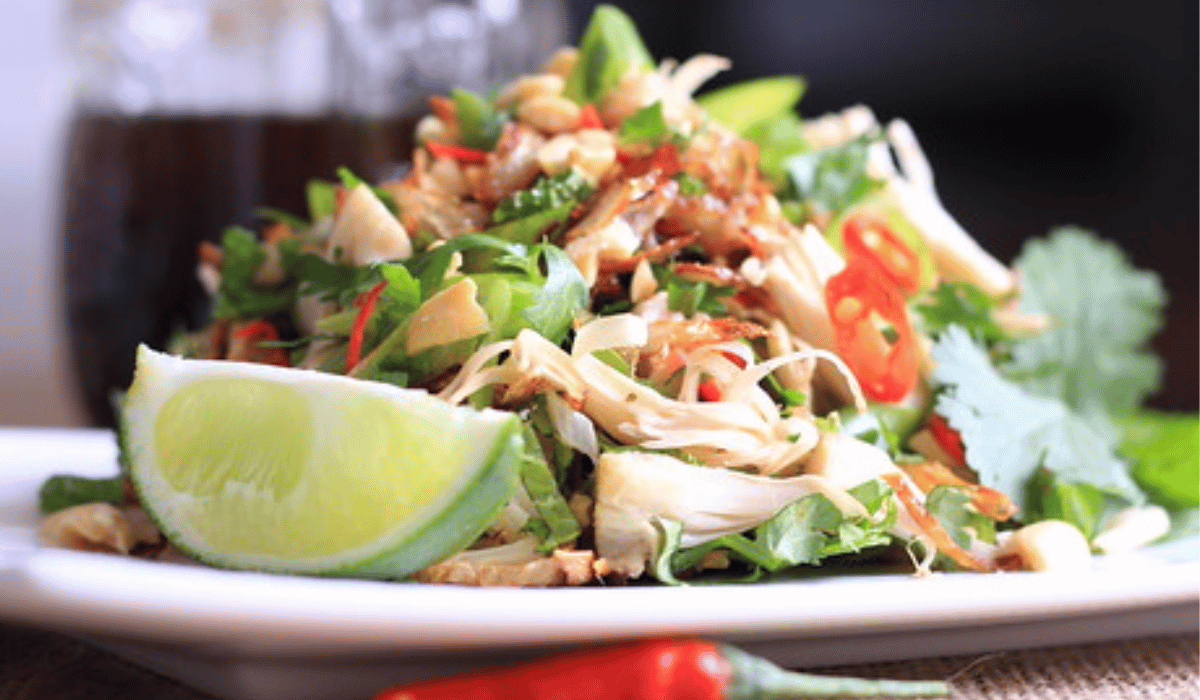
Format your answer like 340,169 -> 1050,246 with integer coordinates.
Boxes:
721,644 -> 950,699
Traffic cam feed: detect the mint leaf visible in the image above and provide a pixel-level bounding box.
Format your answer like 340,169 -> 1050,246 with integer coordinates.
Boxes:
563,4 -> 654,104
1010,227 -> 1166,416
931,326 -> 1145,513
1118,411 -> 1200,511
695,75 -> 806,135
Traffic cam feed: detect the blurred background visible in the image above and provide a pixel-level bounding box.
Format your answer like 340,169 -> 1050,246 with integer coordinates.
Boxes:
0,0 -> 1194,427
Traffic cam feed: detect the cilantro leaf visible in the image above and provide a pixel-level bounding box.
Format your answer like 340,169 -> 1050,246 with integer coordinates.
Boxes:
1010,227 -> 1166,416
931,325 -> 1145,512
657,265 -> 735,317
211,227 -> 296,320
925,486 -> 997,549
674,172 -> 708,196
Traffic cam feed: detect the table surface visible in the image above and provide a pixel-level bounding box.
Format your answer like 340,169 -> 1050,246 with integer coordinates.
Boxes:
0,624 -> 1195,699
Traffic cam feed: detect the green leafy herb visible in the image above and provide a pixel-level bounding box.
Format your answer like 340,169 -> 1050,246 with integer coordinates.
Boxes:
931,325 -> 1145,513
519,424 -> 581,552
1023,468 -> 1108,538
452,88 -> 506,151
1118,411 -> 1200,511
757,493 -> 891,568
335,166 -> 400,215
658,265 -> 735,317
1010,227 -> 1166,417
674,172 -> 708,197
523,244 -> 588,344
253,206 -> 309,230
210,227 -> 296,320
785,135 -> 883,218
38,474 -> 125,514
741,112 -> 809,187
492,170 -> 594,226
619,102 -> 676,147
925,486 -> 997,551
915,281 -> 1009,346
563,4 -> 654,104
306,179 -> 338,220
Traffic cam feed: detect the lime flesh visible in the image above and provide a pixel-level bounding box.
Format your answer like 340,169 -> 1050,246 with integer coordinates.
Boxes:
123,345 -> 521,578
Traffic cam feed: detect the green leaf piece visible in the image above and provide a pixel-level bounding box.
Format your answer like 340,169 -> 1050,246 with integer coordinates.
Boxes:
491,170 -> 594,226
564,4 -> 654,104
785,135 -> 884,218
39,474 -> 126,514
522,244 -> 588,344
618,102 -> 674,147
210,227 -> 296,320
1118,411 -> 1200,511
452,88 -> 506,151
519,424 -> 581,552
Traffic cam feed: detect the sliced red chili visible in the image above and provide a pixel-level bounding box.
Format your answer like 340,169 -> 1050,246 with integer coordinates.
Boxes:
824,258 -> 919,403
346,281 -> 388,372
698,380 -> 722,402
619,142 -> 681,179
842,213 -> 922,296
425,140 -> 489,164
578,103 -> 605,129
926,413 -> 966,466
231,320 -> 289,366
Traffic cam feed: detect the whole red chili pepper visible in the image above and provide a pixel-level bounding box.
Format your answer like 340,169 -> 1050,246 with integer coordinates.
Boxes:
371,638 -> 948,700
824,258 -> 920,403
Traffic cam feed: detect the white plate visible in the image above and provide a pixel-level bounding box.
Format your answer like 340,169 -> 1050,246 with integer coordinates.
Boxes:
2,427 -> 1197,700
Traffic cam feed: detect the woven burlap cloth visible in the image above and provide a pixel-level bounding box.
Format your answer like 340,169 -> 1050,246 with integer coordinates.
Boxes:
0,624 -> 1196,699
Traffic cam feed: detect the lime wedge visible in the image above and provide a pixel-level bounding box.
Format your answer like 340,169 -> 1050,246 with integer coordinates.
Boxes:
122,345 -> 521,579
